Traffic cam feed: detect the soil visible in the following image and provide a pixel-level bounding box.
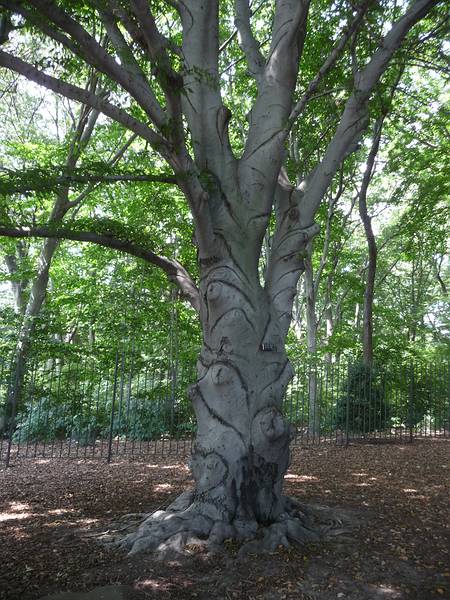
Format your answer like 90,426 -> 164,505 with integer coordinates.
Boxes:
0,439 -> 449,600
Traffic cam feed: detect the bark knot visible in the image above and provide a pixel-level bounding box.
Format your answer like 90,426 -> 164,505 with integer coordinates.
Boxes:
288,207 -> 299,221
210,364 -> 233,385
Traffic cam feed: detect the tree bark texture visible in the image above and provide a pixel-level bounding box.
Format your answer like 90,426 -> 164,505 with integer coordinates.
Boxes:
123,198 -> 324,555
192,258 -> 293,525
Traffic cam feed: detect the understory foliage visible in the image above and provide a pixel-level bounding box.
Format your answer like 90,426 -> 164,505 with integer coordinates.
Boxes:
336,362 -> 390,433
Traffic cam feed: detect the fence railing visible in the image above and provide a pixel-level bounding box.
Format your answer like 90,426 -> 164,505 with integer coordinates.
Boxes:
1,350 -> 449,465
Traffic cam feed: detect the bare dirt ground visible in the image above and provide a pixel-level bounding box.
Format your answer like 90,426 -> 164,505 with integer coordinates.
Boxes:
0,439 -> 449,600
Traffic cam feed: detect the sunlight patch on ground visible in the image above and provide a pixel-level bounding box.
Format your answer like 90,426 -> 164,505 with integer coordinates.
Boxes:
137,579 -> 162,589
370,583 -> 402,597
0,511 -> 35,522
145,463 -> 187,471
285,474 -> 319,482
154,483 -> 173,491
0,501 -> 35,521
9,502 -> 30,511
136,579 -> 176,592
47,508 -> 75,515
77,517 -> 99,525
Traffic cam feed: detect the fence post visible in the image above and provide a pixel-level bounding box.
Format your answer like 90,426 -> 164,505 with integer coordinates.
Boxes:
408,363 -> 414,444
107,349 -> 120,464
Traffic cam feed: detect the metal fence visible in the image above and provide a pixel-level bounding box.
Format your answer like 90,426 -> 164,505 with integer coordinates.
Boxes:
1,350 -> 449,465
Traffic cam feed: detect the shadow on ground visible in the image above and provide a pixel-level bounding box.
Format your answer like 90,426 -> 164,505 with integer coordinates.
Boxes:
0,440 -> 449,600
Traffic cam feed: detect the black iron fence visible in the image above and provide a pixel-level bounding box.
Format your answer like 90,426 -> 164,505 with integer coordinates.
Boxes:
1,350 -> 449,465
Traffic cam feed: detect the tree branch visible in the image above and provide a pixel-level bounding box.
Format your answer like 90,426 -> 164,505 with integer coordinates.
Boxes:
179,0 -> 234,176
129,0 -> 185,146
288,1 -> 370,125
265,173 -> 320,337
234,0 -> 265,84
22,0 -> 167,129
66,133 -> 139,210
0,49 -> 170,153
298,0 -> 439,225
238,0 -> 309,212
0,225 -> 200,312
0,172 -> 178,195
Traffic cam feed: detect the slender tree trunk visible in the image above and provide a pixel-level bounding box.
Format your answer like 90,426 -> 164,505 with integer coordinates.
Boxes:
6,236 -> 60,431
361,230 -> 377,366
324,306 -> 334,363
4,242 -> 28,314
303,242 -> 319,437
358,119 -> 383,367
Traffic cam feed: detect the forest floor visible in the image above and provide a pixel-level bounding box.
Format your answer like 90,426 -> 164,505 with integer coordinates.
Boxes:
0,439 -> 449,600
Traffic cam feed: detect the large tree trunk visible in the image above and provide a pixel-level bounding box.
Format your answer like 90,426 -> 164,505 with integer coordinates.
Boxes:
190,263 -> 292,526
121,202 -> 334,556
123,257 -> 302,556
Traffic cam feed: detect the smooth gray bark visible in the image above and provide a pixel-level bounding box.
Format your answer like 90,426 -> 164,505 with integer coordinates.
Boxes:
3,243 -> 28,314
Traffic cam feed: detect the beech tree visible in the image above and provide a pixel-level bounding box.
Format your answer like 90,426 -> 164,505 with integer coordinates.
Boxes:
0,0 -> 444,555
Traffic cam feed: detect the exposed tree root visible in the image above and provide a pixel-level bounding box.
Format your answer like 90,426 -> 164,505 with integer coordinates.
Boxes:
109,492 -> 357,560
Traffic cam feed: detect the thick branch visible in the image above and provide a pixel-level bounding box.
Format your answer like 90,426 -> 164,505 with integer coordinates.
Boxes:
299,0 -> 439,224
288,2 -> 370,125
234,0 -> 265,84
239,1 -> 309,210
129,0 -> 185,147
22,0 -> 167,129
0,49 -> 169,153
129,0 -> 172,64
0,225 -> 200,312
265,177 -> 320,338
180,0 -> 234,177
